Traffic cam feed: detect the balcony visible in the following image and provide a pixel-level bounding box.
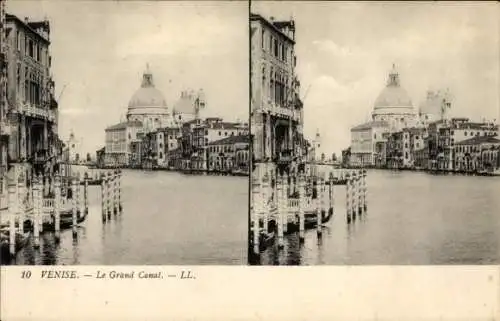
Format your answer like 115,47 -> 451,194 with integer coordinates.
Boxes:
260,102 -> 301,122
275,149 -> 293,164
19,102 -> 57,122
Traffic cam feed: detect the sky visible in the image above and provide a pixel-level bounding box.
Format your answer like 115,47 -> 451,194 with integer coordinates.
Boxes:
6,1 -> 249,155
252,1 -> 500,156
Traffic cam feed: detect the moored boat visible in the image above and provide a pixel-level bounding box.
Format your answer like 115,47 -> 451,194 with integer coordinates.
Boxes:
0,228 -> 31,263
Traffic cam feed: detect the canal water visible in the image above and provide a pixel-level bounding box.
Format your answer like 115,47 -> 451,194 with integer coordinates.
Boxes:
11,169 -> 248,265
259,169 -> 500,265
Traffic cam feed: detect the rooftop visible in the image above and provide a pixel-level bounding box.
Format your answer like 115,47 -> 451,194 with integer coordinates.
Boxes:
250,13 -> 295,44
207,135 -> 250,146
105,120 -> 142,131
456,136 -> 500,146
351,120 -> 389,131
6,14 -> 50,44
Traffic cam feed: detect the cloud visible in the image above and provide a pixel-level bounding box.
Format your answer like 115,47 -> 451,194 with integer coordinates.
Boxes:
59,108 -> 95,116
312,39 -> 352,57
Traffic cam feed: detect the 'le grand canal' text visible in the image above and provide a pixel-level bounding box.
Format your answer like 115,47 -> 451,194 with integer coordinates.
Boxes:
21,270 -> 196,280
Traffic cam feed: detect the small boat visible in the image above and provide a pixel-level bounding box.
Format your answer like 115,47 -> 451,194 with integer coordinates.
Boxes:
22,207 -> 88,232
303,208 -> 334,229
259,230 -> 275,251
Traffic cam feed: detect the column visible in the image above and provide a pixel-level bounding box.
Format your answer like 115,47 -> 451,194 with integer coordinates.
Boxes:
43,122 -> 48,150
44,175 -> 49,197
20,116 -> 26,158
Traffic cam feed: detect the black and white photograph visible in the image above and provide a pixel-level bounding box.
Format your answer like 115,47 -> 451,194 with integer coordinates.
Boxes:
249,2 -> 499,265
0,0 -> 249,265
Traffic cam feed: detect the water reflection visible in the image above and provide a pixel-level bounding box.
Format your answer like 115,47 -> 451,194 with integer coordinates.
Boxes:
8,170 -> 247,265
260,170 -> 500,265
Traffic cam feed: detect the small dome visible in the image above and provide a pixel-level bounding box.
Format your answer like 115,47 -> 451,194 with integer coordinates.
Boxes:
127,66 -> 167,111
172,89 -> 205,115
419,90 -> 445,116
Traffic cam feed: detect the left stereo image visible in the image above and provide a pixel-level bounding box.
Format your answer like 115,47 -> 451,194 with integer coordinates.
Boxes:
0,0 -> 250,265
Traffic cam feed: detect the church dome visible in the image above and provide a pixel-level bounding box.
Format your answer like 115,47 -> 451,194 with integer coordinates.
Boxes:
127,66 -> 167,111
373,64 -> 414,114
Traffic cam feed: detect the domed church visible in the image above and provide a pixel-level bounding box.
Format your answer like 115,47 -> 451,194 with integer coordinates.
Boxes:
126,64 -> 174,132
372,64 -> 417,131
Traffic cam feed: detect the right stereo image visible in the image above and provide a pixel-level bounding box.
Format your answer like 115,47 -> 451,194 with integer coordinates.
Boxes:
249,1 -> 500,266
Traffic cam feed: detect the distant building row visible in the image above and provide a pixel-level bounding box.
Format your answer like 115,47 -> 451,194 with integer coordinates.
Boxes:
94,66 -> 249,174
97,117 -> 249,174
345,65 -> 500,174
346,118 -> 499,174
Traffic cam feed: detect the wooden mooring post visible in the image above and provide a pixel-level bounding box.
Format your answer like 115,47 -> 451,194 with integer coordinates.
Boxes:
113,170 -> 118,215
33,176 -> 41,248
329,172 -> 334,216
357,170 -> 363,216
316,174 -> 323,237
107,172 -> 112,219
72,176 -> 77,237
8,179 -> 16,257
18,170 -> 25,235
362,169 -> 367,211
251,172 -> 260,256
282,172 -> 288,234
101,173 -> 107,222
345,172 -> 351,224
54,174 -> 61,242
117,169 -> 122,213
276,173 -> 284,249
298,172 -> 305,243
261,172 -> 269,234
352,171 -> 358,221
84,172 -> 89,215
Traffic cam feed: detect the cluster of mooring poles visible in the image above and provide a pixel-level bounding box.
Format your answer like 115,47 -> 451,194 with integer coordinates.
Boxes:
100,170 -> 123,223
250,165 -> 368,259
3,166 -> 123,259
